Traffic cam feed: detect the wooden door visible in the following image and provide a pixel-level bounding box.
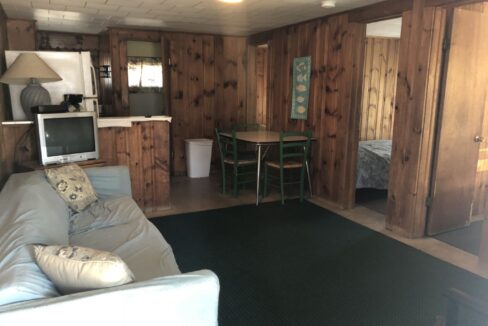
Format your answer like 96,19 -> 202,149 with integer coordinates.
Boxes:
427,3 -> 488,235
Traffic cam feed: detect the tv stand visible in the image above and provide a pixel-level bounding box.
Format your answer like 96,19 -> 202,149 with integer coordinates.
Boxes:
15,159 -> 106,172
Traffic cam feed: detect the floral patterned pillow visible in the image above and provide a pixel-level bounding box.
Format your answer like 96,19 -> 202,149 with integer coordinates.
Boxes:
45,164 -> 98,212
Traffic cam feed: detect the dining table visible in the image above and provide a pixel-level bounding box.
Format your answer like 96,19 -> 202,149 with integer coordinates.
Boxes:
220,130 -> 313,205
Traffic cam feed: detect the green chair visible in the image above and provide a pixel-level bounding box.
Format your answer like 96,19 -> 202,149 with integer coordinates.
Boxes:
263,131 -> 312,204
215,128 -> 257,196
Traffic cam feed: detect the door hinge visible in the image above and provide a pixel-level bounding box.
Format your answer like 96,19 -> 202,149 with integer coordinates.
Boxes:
426,196 -> 433,207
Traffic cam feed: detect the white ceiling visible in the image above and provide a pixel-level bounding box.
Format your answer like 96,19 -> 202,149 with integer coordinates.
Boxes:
366,17 -> 402,38
0,0 -> 385,36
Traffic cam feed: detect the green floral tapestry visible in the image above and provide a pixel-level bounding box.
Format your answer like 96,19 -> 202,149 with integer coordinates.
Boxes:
291,56 -> 311,120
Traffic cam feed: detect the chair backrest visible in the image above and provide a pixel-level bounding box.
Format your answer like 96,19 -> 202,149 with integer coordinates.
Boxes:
231,123 -> 265,132
279,131 -> 312,167
215,128 -> 238,165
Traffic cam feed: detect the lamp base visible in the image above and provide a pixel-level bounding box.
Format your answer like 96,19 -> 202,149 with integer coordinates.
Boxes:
20,79 -> 51,120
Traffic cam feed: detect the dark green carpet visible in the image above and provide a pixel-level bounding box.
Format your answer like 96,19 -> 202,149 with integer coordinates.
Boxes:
150,200 -> 488,326
434,220 -> 483,256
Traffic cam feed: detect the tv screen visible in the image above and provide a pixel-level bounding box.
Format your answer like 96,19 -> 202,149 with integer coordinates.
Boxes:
36,112 -> 99,165
44,117 -> 96,156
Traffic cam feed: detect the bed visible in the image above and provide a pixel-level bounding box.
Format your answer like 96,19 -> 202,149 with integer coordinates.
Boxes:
356,140 -> 392,189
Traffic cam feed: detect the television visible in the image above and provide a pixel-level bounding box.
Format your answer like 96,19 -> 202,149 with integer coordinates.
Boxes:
35,112 -> 99,165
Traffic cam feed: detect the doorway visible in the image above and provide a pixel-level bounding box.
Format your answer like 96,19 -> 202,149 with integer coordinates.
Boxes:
427,3 -> 488,256
355,18 -> 402,215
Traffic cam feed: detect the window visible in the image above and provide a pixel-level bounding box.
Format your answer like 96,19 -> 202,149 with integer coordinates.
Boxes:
128,57 -> 163,91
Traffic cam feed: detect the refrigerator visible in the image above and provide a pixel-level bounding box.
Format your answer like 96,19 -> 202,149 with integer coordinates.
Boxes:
5,50 -> 99,121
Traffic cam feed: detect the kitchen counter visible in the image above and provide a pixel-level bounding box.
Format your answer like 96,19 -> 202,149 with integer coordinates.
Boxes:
1,115 -> 173,128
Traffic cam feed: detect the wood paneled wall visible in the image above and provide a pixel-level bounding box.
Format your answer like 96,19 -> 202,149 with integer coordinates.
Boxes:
264,14 -> 365,207
386,3 -> 446,238
359,37 -> 400,141
169,34 -> 248,174
98,32 -> 112,114
5,19 -> 36,50
1,125 -> 37,182
98,122 -> 170,212
109,28 -> 249,174
0,9 -> 10,186
255,46 -> 269,128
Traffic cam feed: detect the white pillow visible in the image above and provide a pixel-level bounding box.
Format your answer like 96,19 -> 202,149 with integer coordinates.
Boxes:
33,245 -> 135,294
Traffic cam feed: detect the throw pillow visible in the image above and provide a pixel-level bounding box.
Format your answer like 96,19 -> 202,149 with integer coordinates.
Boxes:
33,245 -> 135,294
45,164 -> 98,212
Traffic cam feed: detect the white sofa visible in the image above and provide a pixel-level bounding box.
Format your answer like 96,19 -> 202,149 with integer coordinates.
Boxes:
0,166 -> 219,325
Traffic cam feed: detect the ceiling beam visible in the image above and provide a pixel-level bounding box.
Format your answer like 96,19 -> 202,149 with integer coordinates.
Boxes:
425,0 -> 485,7
348,0 -> 413,23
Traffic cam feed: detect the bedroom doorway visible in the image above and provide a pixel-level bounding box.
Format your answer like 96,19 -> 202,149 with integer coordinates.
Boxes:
355,18 -> 402,215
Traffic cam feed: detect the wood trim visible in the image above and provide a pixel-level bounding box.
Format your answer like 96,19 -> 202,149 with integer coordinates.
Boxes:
348,0 -> 413,22
386,3 -> 447,238
479,221 -> 488,269
426,0 -> 486,7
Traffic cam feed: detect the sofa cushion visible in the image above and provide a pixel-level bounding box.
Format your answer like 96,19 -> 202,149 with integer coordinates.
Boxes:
0,171 -> 71,306
69,197 -> 180,281
45,164 -> 98,212
34,245 -> 134,294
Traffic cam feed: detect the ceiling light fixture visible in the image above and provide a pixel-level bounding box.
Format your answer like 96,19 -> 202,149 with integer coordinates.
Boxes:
218,0 -> 243,3
321,0 -> 336,8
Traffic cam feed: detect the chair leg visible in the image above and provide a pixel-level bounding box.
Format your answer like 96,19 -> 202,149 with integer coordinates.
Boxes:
264,164 -> 268,197
222,167 -> 226,194
280,168 -> 285,205
299,166 -> 305,203
233,166 -> 238,197
305,160 -> 312,196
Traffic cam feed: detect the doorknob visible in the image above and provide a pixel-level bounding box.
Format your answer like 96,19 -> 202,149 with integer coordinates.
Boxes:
474,135 -> 484,143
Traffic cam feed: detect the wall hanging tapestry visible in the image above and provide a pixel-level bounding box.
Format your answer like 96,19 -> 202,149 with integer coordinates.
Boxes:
291,56 -> 311,120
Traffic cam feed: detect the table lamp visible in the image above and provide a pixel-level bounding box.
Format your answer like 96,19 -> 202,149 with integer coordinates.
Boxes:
0,53 -> 62,120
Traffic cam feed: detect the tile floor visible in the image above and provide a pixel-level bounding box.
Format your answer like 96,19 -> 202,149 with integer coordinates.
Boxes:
149,174 -> 488,280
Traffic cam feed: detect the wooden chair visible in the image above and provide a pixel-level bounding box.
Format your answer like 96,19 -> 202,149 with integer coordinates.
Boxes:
215,128 -> 257,196
263,131 -> 312,204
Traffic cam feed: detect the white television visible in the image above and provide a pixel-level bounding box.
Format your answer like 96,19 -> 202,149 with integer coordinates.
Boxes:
35,112 -> 99,165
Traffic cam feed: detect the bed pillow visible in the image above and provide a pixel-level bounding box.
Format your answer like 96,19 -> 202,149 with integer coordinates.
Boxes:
45,164 -> 98,212
33,245 -> 135,294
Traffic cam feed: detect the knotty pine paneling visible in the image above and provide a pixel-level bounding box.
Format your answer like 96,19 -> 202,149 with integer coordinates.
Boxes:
169,34 -> 248,175
386,4 -> 446,238
359,37 -> 400,141
1,124 -> 37,185
5,19 -> 36,50
98,121 -> 170,213
0,7 -> 8,186
255,46 -> 269,128
266,14 -> 366,208
108,29 -> 249,175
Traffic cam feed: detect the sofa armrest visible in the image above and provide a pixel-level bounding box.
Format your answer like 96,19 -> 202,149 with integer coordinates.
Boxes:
0,270 -> 219,326
84,165 -> 132,198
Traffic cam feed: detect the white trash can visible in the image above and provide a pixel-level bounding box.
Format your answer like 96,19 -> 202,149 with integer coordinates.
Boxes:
185,138 -> 213,178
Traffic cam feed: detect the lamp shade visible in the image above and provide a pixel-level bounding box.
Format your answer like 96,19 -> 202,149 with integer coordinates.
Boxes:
0,53 -> 62,85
